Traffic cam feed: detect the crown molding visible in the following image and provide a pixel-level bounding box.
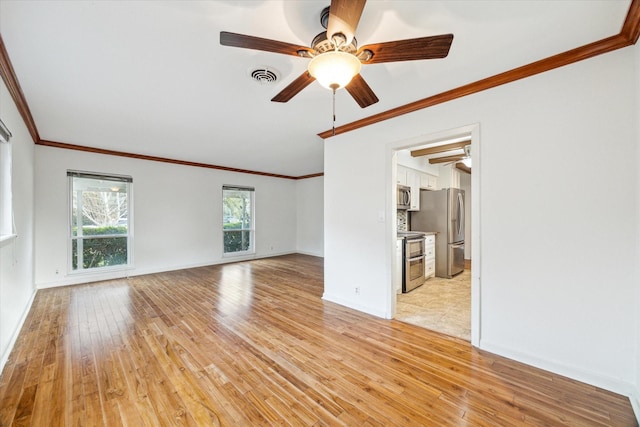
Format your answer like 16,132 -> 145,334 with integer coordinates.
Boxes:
318,0 -> 640,139
37,140 -> 319,180
0,34 -> 40,143
621,0 -> 640,43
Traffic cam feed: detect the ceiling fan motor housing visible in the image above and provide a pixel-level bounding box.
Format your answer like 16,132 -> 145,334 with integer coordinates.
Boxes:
311,32 -> 357,54
320,6 -> 331,29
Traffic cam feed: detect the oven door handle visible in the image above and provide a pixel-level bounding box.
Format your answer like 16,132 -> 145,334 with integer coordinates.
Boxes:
407,255 -> 426,262
406,237 -> 426,243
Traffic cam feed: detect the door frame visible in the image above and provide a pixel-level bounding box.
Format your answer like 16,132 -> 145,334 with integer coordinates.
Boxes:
386,123 -> 481,347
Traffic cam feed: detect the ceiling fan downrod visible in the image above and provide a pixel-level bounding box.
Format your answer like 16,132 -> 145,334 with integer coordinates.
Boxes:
332,88 -> 336,136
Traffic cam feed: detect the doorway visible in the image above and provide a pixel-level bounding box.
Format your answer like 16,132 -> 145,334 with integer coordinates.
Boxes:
389,124 -> 479,345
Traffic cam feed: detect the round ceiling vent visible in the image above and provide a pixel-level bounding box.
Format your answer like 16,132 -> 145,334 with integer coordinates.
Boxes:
249,67 -> 279,85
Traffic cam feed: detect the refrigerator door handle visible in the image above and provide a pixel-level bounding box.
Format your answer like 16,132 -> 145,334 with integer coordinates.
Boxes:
457,192 -> 464,237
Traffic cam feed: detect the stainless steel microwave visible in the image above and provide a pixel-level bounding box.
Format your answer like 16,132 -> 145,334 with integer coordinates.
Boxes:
397,185 -> 411,209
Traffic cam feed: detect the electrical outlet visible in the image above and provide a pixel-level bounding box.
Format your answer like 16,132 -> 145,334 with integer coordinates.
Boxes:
355,287 -> 360,295
55,269 -> 59,275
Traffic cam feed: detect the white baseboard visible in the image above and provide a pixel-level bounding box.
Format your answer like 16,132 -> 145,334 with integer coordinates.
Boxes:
630,390 -> 640,423
322,292 -> 389,319
0,289 -> 37,373
36,251 -> 301,289
37,267 -> 134,289
295,249 -> 324,257
480,340 -> 637,400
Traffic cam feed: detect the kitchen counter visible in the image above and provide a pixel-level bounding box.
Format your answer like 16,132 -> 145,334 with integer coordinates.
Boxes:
397,231 -> 437,239
397,231 -> 426,239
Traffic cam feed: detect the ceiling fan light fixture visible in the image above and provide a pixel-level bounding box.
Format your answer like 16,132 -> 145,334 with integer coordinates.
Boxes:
308,51 -> 361,90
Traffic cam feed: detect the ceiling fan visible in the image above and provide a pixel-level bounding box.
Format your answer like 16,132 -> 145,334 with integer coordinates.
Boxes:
435,144 -> 471,169
220,0 -> 454,108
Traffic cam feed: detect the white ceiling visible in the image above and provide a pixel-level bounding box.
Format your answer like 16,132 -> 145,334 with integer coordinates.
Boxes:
0,0 -> 631,177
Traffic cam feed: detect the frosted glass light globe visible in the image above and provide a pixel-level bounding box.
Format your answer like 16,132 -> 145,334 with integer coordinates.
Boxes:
308,51 -> 361,90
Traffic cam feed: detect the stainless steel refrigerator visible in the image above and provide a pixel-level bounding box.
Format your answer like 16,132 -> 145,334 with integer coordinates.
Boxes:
410,188 -> 465,278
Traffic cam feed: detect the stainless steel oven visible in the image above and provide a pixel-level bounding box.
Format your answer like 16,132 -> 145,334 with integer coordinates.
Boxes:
399,233 -> 426,293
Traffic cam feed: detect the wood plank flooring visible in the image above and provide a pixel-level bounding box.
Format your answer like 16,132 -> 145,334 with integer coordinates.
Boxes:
0,254 -> 636,426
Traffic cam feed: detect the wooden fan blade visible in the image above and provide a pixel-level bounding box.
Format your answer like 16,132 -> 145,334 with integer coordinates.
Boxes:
220,31 -> 313,57
326,0 -> 366,44
358,34 -> 454,64
345,74 -> 379,108
271,72 -> 316,103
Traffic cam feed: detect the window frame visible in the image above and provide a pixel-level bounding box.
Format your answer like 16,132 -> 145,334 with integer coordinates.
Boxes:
68,170 -> 134,274
0,118 -> 15,244
222,185 -> 255,256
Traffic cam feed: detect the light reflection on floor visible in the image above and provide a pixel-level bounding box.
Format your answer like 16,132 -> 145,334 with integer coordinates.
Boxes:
218,263 -> 254,316
66,281 -> 134,358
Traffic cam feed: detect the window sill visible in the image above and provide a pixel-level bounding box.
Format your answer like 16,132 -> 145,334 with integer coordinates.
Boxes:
223,251 -> 255,258
0,234 -> 17,247
67,264 -> 133,276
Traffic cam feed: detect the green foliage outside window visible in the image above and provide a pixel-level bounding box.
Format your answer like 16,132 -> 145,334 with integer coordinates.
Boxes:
71,226 -> 128,269
224,230 -> 251,253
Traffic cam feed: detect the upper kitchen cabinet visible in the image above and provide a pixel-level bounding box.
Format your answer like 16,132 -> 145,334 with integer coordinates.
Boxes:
436,165 -> 460,189
397,165 -> 438,211
420,173 -> 437,190
407,170 -> 420,211
397,166 -> 408,186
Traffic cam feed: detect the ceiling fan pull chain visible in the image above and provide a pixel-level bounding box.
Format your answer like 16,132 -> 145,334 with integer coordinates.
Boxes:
332,88 -> 336,136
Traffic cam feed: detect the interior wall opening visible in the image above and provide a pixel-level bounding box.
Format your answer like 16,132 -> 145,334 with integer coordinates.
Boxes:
389,124 -> 480,345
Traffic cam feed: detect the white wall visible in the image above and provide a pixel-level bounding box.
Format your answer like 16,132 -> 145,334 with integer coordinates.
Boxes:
0,80 -> 36,368
324,46 -> 638,399
296,176 -> 324,257
34,147 -> 300,287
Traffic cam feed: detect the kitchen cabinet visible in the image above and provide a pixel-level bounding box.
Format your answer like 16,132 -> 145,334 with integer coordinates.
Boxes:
407,170 -> 420,211
398,165 -> 436,209
420,173 -> 437,190
396,166 -> 408,186
394,238 -> 403,294
424,234 -> 436,280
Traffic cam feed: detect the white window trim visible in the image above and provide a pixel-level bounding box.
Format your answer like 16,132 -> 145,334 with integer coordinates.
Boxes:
222,185 -> 255,257
0,118 -> 15,243
68,170 -> 134,274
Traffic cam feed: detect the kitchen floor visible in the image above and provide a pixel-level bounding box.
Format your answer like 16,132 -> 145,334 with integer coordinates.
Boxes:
395,265 -> 471,340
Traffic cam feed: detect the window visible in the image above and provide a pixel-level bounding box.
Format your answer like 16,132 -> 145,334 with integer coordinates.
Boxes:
0,118 -> 14,242
68,171 -> 132,271
222,185 -> 254,255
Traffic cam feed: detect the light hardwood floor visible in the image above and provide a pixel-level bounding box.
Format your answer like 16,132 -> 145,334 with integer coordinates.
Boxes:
0,254 -> 636,426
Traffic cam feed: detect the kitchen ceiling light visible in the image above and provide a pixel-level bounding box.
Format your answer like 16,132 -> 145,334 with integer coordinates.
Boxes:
307,51 -> 361,90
